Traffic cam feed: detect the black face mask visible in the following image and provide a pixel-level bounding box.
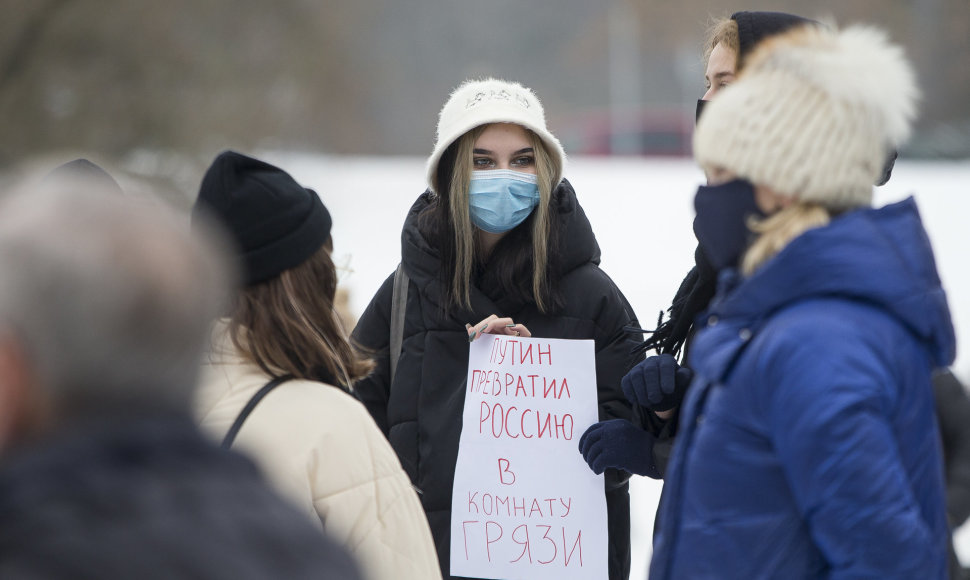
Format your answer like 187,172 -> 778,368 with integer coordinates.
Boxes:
695,99 -> 709,125
692,178 -> 766,272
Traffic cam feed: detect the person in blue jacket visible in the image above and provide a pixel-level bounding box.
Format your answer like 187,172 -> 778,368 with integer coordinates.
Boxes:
650,23 -> 954,579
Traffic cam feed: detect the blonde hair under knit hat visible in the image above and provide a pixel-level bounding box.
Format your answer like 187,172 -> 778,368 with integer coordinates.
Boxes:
694,24 -> 918,210
426,78 -> 566,193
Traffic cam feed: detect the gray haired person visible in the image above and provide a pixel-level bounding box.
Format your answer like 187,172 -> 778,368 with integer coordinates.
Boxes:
0,186 -> 363,579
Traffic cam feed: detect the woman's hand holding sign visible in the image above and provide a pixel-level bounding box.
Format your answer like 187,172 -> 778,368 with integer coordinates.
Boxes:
467,314 -> 531,343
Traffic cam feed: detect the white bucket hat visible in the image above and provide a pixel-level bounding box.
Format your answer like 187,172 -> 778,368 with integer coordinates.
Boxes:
426,78 -> 566,193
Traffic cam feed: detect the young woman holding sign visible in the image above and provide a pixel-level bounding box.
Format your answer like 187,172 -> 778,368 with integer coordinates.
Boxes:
352,78 -> 642,579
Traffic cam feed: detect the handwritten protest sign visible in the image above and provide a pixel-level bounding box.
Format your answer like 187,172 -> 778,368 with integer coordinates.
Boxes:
450,334 -> 607,580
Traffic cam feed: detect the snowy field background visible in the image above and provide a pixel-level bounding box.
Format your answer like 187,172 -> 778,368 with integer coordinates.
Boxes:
269,153 -> 970,578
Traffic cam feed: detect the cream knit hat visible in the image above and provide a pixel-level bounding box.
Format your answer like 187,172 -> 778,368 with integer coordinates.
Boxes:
426,78 -> 565,193
694,25 -> 918,210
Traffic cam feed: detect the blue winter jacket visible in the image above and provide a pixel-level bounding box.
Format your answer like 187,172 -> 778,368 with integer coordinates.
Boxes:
650,198 -> 955,579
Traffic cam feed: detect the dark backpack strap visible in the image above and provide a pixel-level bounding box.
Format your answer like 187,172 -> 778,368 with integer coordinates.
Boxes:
221,374 -> 293,449
390,262 -> 409,384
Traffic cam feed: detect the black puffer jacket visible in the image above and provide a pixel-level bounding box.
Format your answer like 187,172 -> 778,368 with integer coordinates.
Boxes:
0,411 -> 362,580
934,369 -> 970,527
933,369 -> 970,580
353,181 -> 641,580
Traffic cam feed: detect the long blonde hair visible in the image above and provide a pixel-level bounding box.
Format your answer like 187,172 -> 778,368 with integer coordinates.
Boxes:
741,203 -> 831,275
431,123 -> 562,313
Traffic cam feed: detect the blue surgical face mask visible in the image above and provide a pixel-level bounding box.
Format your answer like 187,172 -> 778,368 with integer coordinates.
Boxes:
468,169 -> 540,234
692,178 -> 766,272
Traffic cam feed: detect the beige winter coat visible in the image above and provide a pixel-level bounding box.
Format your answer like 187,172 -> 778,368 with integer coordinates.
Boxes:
195,320 -> 441,580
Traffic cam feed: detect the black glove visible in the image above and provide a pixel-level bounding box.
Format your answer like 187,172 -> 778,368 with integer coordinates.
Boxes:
578,419 -> 660,478
621,354 -> 693,412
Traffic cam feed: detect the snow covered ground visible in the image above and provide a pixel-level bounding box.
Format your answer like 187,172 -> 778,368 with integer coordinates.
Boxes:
269,153 -> 970,578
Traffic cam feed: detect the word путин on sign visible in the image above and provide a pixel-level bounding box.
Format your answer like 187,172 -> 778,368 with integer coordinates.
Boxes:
470,340 -> 576,441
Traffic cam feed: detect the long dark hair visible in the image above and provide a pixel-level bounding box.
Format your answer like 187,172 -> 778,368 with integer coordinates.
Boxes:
228,238 -> 374,388
637,246 -> 717,361
421,126 -> 564,315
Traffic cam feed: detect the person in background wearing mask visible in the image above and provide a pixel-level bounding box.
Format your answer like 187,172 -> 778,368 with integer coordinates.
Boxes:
192,151 -> 440,580
651,23 -> 951,578
580,9 -> 818,484
581,12 -> 970,577
0,185 -> 363,579
352,78 -> 642,579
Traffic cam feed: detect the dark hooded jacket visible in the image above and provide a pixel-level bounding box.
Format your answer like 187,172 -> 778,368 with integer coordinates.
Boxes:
353,181 -> 641,579
933,369 -> 970,580
935,369 -> 970,527
651,198 -> 954,579
0,411 -> 363,580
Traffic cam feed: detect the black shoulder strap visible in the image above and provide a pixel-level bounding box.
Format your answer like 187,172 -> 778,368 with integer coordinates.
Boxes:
221,374 -> 293,449
390,262 -> 409,384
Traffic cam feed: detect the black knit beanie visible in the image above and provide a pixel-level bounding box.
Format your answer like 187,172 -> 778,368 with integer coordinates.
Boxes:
45,158 -> 124,196
191,150 -> 332,286
731,11 -> 817,65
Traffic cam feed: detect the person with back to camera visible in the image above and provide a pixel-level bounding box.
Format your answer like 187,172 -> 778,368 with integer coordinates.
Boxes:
0,185 -> 363,579
191,151 -> 440,580
647,22 -> 952,578
581,11 -> 970,578
351,78 -> 642,579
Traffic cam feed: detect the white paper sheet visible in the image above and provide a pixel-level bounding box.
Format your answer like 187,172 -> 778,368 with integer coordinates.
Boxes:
450,334 -> 608,580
